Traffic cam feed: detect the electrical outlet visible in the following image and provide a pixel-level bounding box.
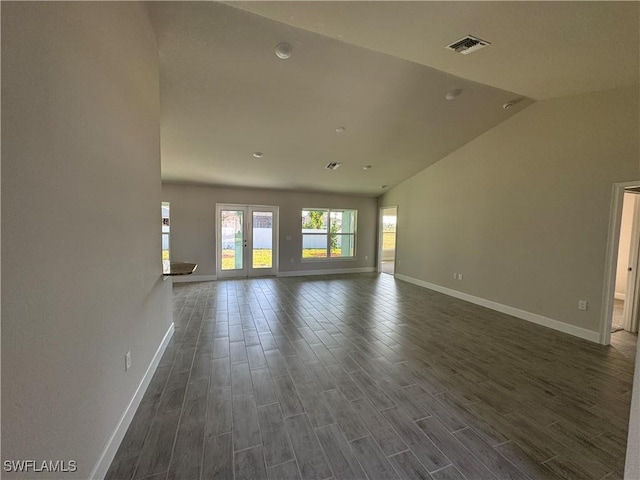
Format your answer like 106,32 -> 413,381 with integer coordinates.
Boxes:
458,273 -> 463,280
125,351 -> 132,371
578,300 -> 588,311
365,255 -> 368,260
453,273 -> 458,279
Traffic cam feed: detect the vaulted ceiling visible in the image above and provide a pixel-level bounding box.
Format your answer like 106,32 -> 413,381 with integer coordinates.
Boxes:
147,2 -> 639,196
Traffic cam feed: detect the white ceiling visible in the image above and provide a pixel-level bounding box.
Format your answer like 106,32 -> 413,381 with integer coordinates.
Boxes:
228,1 -> 640,101
148,2 -> 639,196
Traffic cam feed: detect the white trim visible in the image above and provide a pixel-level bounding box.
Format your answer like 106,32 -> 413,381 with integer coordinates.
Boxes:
278,267 -> 375,278
396,274 -> 599,343
615,292 -> 626,301
171,274 -> 217,283
90,322 -> 175,480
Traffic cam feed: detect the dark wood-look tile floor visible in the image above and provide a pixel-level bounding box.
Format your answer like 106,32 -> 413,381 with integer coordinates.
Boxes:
106,274 -> 637,480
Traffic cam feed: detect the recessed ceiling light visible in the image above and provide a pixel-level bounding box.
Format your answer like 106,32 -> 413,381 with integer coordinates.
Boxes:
335,126 -> 346,134
252,152 -> 264,158
503,99 -> 522,110
363,165 -> 372,170
445,89 -> 462,100
275,42 -> 292,59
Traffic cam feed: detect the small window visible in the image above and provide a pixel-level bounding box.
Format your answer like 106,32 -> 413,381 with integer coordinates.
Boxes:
162,202 -> 170,263
302,208 -> 356,260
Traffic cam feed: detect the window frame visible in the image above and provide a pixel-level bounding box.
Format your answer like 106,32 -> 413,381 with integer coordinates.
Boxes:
301,208 -> 357,262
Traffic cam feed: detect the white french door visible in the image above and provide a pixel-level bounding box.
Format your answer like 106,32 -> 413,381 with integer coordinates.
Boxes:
216,204 -> 278,278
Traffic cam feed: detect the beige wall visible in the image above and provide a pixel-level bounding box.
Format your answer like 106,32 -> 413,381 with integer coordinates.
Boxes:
615,192 -> 636,298
381,85 -> 639,335
161,183 -> 378,276
1,3 -> 172,479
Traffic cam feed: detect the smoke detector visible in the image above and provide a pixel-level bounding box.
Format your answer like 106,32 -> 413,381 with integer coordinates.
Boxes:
445,35 -> 490,55
325,162 -> 342,170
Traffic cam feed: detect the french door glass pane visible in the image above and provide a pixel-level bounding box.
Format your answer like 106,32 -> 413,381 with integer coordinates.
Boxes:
252,211 -> 273,269
221,210 -> 244,270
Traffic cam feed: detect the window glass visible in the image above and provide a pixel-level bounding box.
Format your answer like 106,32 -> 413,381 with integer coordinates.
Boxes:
302,234 -> 328,258
302,208 -> 356,260
302,210 -> 328,230
253,211 -> 273,268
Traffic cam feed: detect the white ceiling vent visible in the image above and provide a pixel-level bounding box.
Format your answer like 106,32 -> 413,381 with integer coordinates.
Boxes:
325,162 -> 342,170
446,35 -> 490,55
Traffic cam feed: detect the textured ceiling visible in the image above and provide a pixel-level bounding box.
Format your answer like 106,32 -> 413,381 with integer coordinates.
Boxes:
148,2 -> 638,196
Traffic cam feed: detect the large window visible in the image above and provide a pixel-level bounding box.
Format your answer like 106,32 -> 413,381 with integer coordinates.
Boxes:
302,209 -> 356,259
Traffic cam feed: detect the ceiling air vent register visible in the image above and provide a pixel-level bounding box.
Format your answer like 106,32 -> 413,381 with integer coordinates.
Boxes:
325,162 -> 342,170
446,36 -> 490,55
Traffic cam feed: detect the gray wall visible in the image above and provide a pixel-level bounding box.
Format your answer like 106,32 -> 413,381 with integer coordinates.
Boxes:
161,183 -> 378,276
1,3 -> 172,478
381,85 -> 639,336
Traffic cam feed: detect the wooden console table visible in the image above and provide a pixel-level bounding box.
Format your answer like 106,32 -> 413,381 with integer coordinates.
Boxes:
163,262 -> 197,276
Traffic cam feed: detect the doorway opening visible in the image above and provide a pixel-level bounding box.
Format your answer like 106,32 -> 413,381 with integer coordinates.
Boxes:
378,206 -> 397,275
216,204 -> 279,278
601,182 -> 640,345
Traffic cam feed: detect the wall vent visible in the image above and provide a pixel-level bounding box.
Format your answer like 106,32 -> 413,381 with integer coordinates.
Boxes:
446,35 -> 490,55
325,162 -> 342,170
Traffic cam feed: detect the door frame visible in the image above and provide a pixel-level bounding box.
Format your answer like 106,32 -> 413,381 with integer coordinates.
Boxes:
377,206 -> 398,274
600,181 -> 640,344
622,193 -> 640,332
216,203 -> 279,278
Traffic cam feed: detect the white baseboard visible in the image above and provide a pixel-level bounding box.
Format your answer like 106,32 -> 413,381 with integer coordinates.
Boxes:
395,274 -> 600,343
171,274 -> 217,283
278,267 -> 375,278
90,322 -> 175,479
172,270 -> 375,282
615,292 -> 626,301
